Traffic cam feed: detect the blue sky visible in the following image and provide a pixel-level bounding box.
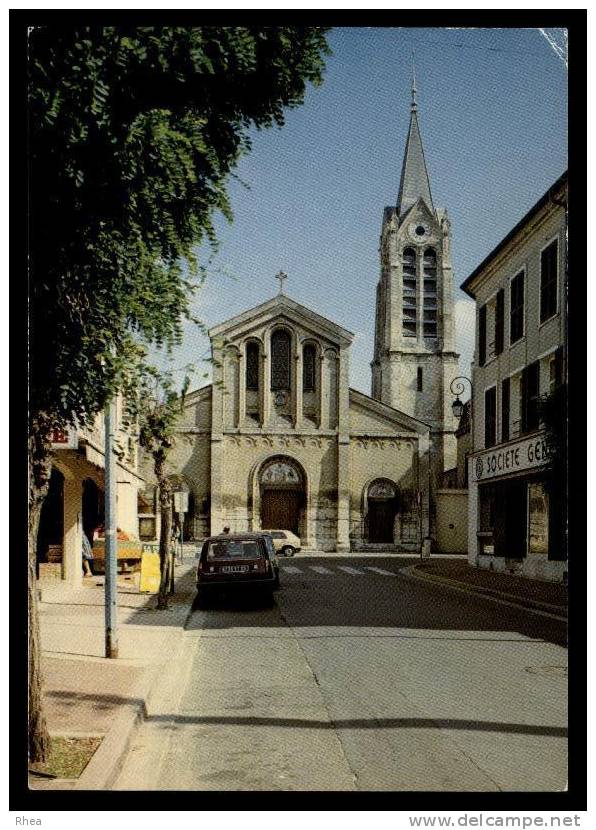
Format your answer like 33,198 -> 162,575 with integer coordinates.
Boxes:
160,26 -> 567,396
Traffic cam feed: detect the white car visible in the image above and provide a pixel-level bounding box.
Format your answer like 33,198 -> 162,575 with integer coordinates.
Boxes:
263,530 -> 301,556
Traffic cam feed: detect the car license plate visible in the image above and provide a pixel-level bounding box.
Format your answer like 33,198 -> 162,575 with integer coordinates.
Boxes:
221,565 -> 249,573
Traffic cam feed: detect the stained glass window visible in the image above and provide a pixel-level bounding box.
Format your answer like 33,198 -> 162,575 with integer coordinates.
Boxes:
303,344 -> 316,392
246,342 -> 259,390
271,329 -> 291,390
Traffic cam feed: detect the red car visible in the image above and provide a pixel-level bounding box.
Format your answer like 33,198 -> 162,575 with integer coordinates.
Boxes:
196,533 -> 280,606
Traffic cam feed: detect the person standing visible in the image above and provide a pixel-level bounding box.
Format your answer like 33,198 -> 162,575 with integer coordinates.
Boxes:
82,532 -> 94,577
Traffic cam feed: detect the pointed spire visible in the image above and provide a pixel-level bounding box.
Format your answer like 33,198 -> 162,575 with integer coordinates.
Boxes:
397,65 -> 434,216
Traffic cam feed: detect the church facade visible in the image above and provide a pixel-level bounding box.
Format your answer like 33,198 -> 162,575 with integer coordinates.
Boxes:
144,85 -> 458,553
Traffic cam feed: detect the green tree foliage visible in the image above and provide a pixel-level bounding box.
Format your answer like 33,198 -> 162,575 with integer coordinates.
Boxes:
127,362 -> 192,610
27,25 -> 330,762
29,26 -> 330,428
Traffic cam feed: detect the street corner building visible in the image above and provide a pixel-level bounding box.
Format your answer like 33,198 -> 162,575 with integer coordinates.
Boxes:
36,398 -> 144,589
142,84 -> 464,554
461,172 -> 568,582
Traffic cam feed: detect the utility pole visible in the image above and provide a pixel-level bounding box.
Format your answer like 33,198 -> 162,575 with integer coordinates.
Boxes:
104,398 -> 119,658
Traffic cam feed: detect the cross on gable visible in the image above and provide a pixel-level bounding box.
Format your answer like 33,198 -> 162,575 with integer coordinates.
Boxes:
275,270 -> 288,295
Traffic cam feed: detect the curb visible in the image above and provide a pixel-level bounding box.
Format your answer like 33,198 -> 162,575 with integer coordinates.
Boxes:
74,581 -> 196,790
400,564 -> 567,621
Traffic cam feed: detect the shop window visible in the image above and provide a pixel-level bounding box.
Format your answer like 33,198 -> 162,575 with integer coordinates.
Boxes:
138,485 -> 157,541
138,485 -> 157,515
478,483 -> 496,555
528,482 -> 549,555
540,239 -> 558,323
495,289 -> 504,355
521,360 -> 540,434
501,376 -> 510,443
484,386 -> 497,448
510,270 -> 525,344
271,329 -> 291,391
303,344 -> 316,392
478,304 -> 487,366
246,342 -> 259,391
139,517 -> 157,541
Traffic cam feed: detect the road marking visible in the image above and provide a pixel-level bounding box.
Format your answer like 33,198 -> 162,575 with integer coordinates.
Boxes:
309,566 -> 334,575
281,566 -> 303,574
365,567 -> 397,576
337,566 -> 364,575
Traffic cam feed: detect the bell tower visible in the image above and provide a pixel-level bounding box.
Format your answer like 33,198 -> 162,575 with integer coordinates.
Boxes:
371,74 -> 459,480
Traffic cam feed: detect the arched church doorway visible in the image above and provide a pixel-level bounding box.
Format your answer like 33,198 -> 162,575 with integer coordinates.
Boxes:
259,457 -> 305,536
366,479 -> 399,544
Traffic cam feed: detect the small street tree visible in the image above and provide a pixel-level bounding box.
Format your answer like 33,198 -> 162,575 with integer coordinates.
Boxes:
130,364 -> 192,610
27,25 -> 330,762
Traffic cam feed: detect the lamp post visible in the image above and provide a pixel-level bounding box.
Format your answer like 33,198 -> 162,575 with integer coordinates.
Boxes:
450,376 -> 473,421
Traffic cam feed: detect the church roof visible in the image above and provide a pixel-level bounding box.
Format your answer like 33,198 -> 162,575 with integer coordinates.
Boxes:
209,293 -> 354,345
349,388 -> 431,434
396,89 -> 434,217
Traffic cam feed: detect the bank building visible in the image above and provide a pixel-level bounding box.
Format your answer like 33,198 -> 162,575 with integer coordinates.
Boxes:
140,85 -> 461,552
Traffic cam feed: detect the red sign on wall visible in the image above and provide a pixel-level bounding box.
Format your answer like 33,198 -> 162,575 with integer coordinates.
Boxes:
51,427 -> 78,449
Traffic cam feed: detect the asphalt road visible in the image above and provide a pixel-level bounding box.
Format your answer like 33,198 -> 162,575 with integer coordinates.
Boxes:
115,555 -> 567,792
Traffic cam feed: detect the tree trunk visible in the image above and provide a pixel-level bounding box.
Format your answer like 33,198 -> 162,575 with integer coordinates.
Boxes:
155,459 -> 172,610
28,416 -> 53,764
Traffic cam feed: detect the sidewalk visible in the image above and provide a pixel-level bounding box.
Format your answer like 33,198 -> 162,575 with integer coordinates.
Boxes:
30,558 -> 197,790
409,557 -> 567,618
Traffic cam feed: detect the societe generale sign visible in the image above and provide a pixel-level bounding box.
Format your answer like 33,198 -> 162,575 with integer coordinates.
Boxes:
471,431 -> 550,483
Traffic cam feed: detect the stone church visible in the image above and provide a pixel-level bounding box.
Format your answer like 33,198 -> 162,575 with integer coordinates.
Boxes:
147,85 -> 459,552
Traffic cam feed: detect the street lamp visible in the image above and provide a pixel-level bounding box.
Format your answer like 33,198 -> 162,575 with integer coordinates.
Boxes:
450,376 -> 472,420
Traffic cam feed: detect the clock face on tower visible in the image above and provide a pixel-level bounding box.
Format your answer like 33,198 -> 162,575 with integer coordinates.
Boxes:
409,221 -> 430,241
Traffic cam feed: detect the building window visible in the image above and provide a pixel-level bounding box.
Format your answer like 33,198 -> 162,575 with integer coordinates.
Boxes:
495,289 -> 504,355
501,376 -> 510,443
303,344 -> 316,392
246,342 -> 259,390
402,247 -> 417,338
271,329 -> 292,391
510,270 -> 525,344
540,238 -> 558,323
478,304 -> 487,367
484,386 -> 497,448
521,360 -> 540,434
417,367 -> 423,391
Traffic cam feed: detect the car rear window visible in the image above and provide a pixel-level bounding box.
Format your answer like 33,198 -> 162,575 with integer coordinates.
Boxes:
204,540 -> 264,560
270,532 -> 286,539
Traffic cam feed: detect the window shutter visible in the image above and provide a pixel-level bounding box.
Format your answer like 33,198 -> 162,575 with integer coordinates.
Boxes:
479,305 -> 487,366
495,289 -> 504,355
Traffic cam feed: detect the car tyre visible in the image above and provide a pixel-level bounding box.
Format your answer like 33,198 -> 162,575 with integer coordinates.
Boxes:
281,546 -> 295,557
194,591 -> 208,610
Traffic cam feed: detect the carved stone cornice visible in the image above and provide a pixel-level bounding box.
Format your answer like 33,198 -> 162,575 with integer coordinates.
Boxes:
224,434 -> 334,451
